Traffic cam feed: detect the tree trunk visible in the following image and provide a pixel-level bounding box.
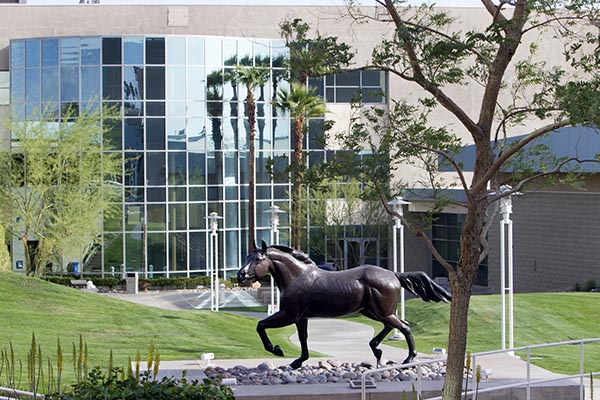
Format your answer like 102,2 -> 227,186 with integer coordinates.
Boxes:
247,90 -> 257,252
291,115 -> 305,250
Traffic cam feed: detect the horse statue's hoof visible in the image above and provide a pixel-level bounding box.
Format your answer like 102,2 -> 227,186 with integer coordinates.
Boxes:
272,345 -> 284,357
290,359 -> 303,369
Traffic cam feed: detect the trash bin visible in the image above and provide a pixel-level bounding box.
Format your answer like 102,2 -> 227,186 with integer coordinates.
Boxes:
219,283 -> 226,306
125,272 -> 138,294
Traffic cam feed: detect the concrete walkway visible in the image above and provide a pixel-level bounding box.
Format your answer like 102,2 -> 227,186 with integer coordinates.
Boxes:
99,290 -> 588,399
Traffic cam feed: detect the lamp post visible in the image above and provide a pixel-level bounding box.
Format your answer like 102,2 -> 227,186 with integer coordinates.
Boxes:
207,212 -> 223,312
388,197 -> 411,340
265,205 -> 286,315
498,187 -> 515,352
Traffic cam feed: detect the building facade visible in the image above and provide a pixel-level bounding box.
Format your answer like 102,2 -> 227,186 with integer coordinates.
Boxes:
1,4 -> 599,292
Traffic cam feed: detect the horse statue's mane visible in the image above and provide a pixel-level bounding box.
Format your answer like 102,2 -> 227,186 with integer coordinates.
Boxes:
269,245 -> 317,267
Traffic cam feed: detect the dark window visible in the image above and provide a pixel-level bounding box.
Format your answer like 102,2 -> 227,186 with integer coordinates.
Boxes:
124,118 -> 143,150
102,66 -> 122,100
146,37 -> 165,64
102,37 -> 122,65
146,67 -> 165,100
146,152 -> 166,185
320,69 -> 386,104
146,102 -> 165,116
146,118 -> 166,150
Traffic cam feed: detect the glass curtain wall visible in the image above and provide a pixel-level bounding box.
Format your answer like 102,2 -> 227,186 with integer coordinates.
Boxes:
10,35 -> 291,278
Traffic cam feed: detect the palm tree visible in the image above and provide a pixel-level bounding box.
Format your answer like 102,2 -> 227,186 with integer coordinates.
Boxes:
234,65 -> 270,252
273,83 -> 327,250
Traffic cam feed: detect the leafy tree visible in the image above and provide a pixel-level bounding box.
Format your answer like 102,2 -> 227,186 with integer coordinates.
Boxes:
234,65 -> 270,252
340,1 -> 600,399
0,107 -> 121,276
0,224 -> 9,271
278,18 -> 354,249
272,83 -> 327,250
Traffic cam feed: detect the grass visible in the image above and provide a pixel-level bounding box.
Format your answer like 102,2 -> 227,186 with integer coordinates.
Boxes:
347,292 -> 600,374
0,272 -> 298,375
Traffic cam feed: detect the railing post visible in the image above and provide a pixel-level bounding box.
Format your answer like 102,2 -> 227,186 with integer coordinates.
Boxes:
526,347 -> 531,400
580,341 -> 584,400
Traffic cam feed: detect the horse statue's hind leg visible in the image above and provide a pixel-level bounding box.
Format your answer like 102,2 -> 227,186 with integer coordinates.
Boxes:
369,314 -> 417,366
256,311 -> 294,357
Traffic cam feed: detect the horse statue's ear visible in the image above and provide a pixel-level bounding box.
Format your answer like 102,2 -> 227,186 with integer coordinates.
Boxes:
261,240 -> 268,252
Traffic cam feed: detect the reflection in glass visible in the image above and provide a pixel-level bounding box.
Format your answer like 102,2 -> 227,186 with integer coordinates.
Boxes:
188,37 -> 205,65
189,232 -> 206,270
123,66 -> 143,100
123,37 -> 144,65
168,187 -> 186,202
126,232 -> 143,271
60,66 -> 78,102
168,152 -> 187,185
167,101 -> 186,117
81,37 -> 101,65
103,66 -> 122,100
60,38 -> 79,65
147,203 -> 166,230
167,66 -> 186,100
25,69 -> 41,103
103,233 -> 123,270
224,151 -> 238,184
10,40 -> 25,69
42,39 -> 59,66
146,152 -> 166,185
147,233 -> 167,273
188,152 -> 205,185
146,118 -> 165,150
167,37 -> 186,65
103,205 -> 123,231
187,117 -> 205,150
125,204 -> 144,231
104,118 -> 122,150
238,39 -> 253,66
254,39 -> 270,66
225,203 -> 238,228
169,204 -> 186,231
225,230 -> 239,269
189,186 -> 205,201
124,118 -> 143,150
125,152 -> 144,186
81,66 -> 100,101
25,39 -> 40,67
188,67 -> 205,101
223,39 -> 237,66
169,232 -> 187,271
147,187 -> 166,202
167,118 -> 186,150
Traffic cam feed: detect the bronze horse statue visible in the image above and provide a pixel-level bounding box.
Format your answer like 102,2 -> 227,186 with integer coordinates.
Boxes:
237,241 -> 451,369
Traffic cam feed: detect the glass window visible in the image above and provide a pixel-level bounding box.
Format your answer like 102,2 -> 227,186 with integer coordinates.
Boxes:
41,39 -> 59,67
147,204 -> 166,230
146,152 -> 166,185
147,233 -> 167,273
123,66 -> 143,101
103,66 -> 122,100
254,39 -> 270,67
103,206 -> 123,231
125,232 -> 143,269
225,203 -> 239,228
188,152 -> 205,185
0,72 -> 9,106
10,40 -> 25,69
103,233 -> 123,271
167,101 -> 185,117
225,231 -> 239,268
147,187 -> 166,202
167,118 -> 186,150
25,39 -> 40,67
146,37 -> 165,64
205,38 -> 222,66
125,152 -> 144,186
238,39 -> 253,66
124,118 -> 143,150
81,66 -> 100,101
146,118 -> 165,150
42,68 -> 59,102
169,232 -> 187,271
271,40 -> 287,67
168,187 -> 186,202
362,69 -> 383,86
188,203 -> 206,230
169,204 -> 187,231
81,37 -> 101,65
168,152 -> 187,185
189,232 -> 206,270
167,37 -> 186,65
104,118 -> 122,150
223,39 -> 237,66
188,67 -> 205,101
146,102 -> 165,116
123,37 -> 144,65
323,70 -> 386,104
25,68 -> 41,103
224,151 -> 238,184
60,66 -> 78,102
60,38 -> 79,65
188,37 -> 205,65
189,186 -> 205,201
167,66 -> 186,100
146,66 -> 165,100
102,37 -> 122,65
10,69 -> 25,103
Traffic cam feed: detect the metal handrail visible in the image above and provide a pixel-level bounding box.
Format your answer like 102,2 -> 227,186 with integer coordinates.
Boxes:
361,337 -> 600,400
0,387 -> 45,400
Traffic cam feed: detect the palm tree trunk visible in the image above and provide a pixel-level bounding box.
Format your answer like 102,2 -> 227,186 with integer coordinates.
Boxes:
292,114 -> 305,250
247,90 -> 257,252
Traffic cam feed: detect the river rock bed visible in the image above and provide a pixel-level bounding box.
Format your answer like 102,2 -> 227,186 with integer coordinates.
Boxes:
204,359 -> 448,385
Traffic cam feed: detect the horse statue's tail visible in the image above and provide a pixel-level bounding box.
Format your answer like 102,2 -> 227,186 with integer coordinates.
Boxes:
396,272 -> 452,303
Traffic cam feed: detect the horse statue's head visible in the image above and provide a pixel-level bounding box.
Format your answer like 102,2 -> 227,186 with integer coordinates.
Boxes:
237,241 -> 272,286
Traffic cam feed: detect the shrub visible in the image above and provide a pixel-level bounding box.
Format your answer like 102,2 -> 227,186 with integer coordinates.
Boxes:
49,368 -> 234,400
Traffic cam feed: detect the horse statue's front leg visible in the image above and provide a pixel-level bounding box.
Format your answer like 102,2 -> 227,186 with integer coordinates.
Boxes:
256,311 -> 294,357
290,318 -> 309,369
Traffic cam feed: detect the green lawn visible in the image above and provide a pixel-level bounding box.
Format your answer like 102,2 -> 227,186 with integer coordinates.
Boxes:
0,272 -> 297,374
348,292 -> 600,374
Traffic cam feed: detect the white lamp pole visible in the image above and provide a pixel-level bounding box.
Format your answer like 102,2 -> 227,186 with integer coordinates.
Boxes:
388,197 -> 411,340
207,212 -> 223,312
499,192 -> 514,352
265,205 -> 285,315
